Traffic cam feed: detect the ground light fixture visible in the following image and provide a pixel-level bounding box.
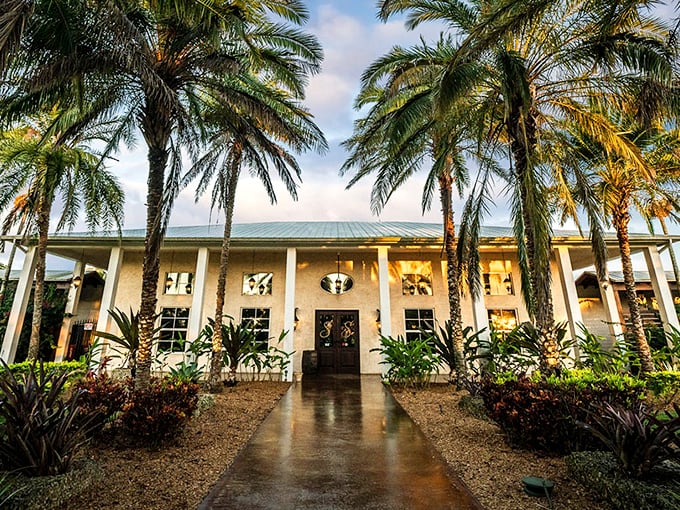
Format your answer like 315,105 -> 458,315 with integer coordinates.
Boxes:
521,476 -> 554,506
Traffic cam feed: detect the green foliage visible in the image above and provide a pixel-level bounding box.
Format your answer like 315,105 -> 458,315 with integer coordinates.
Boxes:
372,335 -> 440,389
14,284 -> 68,361
3,360 -> 86,387
566,451 -> 680,510
578,402 -> 680,479
576,325 -> 634,374
648,326 -> 680,371
0,361 -> 93,476
480,372 -> 646,454
645,371 -> 680,398
241,330 -> 293,381
119,379 -> 199,448
429,320 -> 463,381
72,372 -> 127,436
167,361 -> 204,385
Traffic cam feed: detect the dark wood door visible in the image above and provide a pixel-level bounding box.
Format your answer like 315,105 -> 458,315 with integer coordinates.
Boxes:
315,310 -> 360,375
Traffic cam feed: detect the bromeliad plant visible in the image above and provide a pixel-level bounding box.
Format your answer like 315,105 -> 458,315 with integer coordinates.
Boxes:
372,335 -> 440,389
199,318 -> 256,386
579,402 -> 680,479
0,360 -> 94,476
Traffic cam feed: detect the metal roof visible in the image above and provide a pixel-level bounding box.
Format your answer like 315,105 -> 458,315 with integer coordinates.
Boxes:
578,270 -> 677,284
50,221 -> 585,241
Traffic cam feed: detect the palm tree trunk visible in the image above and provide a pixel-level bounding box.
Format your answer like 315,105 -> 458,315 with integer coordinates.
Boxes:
612,199 -> 655,374
208,147 -> 242,391
26,197 -> 51,360
136,106 -> 172,390
508,103 -> 558,374
438,173 -> 465,384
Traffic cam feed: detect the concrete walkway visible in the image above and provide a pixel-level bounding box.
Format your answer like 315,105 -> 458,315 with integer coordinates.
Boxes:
200,376 -> 483,510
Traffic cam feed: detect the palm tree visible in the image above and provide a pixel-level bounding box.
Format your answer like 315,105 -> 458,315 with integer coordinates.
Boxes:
342,37 -> 491,383
2,0 -> 322,388
183,75 -> 326,390
560,106 -> 680,374
379,0 -> 676,374
0,110 -> 124,360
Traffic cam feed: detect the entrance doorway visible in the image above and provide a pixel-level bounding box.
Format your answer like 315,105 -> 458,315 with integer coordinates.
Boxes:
315,310 -> 360,375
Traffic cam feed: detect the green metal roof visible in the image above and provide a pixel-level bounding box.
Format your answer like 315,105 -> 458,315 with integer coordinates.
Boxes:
50,221 -> 585,241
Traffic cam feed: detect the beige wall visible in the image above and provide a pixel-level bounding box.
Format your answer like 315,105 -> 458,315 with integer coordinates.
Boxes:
97,245 -> 573,374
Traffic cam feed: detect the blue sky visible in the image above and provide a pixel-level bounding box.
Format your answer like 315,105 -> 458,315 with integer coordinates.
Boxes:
2,1 -> 680,271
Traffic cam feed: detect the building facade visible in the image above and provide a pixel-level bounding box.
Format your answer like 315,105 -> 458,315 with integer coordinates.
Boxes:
1,222 -> 678,379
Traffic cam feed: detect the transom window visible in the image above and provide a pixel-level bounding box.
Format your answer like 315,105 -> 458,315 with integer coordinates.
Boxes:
164,272 -> 194,295
243,272 -> 273,295
398,261 -> 433,295
158,307 -> 190,352
241,308 -> 271,351
404,309 -> 435,342
482,259 -> 514,295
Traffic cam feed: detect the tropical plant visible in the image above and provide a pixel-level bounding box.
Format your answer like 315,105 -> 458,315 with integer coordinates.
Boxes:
241,330 -> 294,381
2,0 -> 323,390
0,112 -> 124,361
371,335 -> 440,388
167,360 -> 204,385
578,402 -> 680,479
0,360 -> 94,476
378,0 -> 677,375
94,308 -> 158,377
183,76 -> 326,391
198,318 -> 257,386
72,371 -> 127,436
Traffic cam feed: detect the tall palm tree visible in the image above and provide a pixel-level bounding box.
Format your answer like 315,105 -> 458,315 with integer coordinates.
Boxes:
183,75 -> 326,391
2,0 -> 322,388
379,0 -> 676,374
342,37 -> 492,383
0,110 -> 124,360
560,106 -> 680,374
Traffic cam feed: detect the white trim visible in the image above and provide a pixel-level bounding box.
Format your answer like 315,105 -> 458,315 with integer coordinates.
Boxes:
187,247 -> 209,342
599,278 -> 624,342
54,261 -> 84,362
555,247 -> 584,341
0,246 -> 38,362
643,245 -> 680,336
283,247 -> 296,382
94,247 -> 123,365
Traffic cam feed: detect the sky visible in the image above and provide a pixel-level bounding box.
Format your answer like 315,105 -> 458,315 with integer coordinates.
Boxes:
2,1 -> 680,271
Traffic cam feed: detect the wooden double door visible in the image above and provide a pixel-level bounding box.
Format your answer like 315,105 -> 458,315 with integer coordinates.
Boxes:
315,310 -> 360,375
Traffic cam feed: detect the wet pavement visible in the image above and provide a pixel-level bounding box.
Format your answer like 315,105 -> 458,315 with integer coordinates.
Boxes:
199,376 -> 483,510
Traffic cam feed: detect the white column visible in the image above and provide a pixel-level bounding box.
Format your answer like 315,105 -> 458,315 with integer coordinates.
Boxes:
54,261 -> 85,362
377,247 -> 392,377
93,247 -> 123,364
187,248 -> 209,343
0,247 -> 37,363
643,245 -> 680,336
599,278 -> 624,343
282,247 -> 296,382
555,247 -> 584,340
471,292 -> 489,341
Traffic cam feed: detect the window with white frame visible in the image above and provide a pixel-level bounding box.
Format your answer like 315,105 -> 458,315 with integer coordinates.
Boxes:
241,308 -> 271,351
164,272 -> 194,295
158,307 -> 190,352
398,261 -> 433,295
404,309 -> 435,342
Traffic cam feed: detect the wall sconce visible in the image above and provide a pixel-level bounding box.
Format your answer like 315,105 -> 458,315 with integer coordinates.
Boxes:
334,253 -> 342,294
185,282 -> 192,294
72,275 -> 82,288
165,275 -> 174,291
248,277 -> 256,291
375,309 -> 381,332
294,308 -> 300,330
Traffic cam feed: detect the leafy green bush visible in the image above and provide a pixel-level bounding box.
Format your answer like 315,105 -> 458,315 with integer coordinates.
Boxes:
167,361 -> 204,384
566,451 -> 680,510
578,402 -> 680,478
2,360 -> 86,388
0,361 -> 94,476
372,335 -> 440,388
118,379 -> 199,447
480,372 -> 646,454
72,372 -> 127,435
241,330 -> 293,381
645,371 -> 680,398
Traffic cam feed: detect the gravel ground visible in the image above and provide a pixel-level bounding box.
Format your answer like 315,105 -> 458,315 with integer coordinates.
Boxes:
61,381 -> 607,509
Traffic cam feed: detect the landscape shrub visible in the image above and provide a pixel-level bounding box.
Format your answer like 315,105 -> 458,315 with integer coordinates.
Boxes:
578,402 -> 680,478
0,361 -> 94,476
372,335 -> 440,388
644,371 -> 680,398
480,372 -> 646,454
118,379 -> 199,447
565,451 -> 680,510
72,373 -> 127,435
2,360 -> 86,388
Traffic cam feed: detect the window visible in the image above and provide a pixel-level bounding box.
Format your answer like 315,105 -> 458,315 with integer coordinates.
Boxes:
404,309 -> 435,342
243,272 -> 273,295
402,274 -> 433,295
164,272 -> 194,295
241,308 -> 271,351
481,259 -> 513,295
158,307 -> 190,352
487,309 -> 518,332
